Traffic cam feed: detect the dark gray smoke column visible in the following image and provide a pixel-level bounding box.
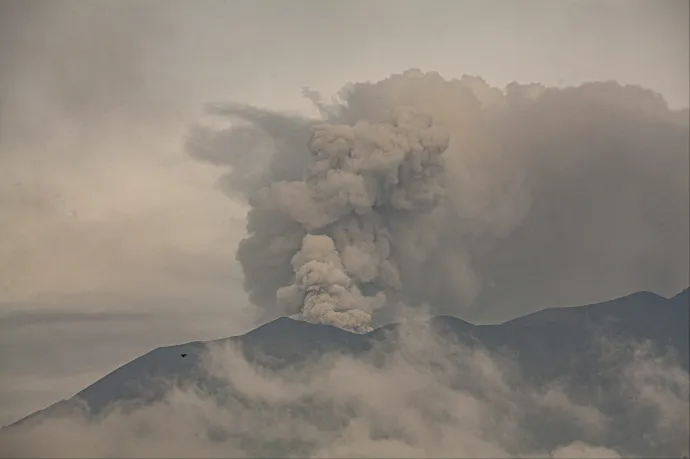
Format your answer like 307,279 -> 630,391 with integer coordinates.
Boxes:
242,108 -> 449,332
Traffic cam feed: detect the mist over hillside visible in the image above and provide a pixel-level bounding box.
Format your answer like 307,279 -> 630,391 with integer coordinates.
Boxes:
2,289 -> 688,458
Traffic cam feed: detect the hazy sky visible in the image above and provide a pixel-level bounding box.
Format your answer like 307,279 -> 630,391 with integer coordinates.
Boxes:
0,0 -> 688,426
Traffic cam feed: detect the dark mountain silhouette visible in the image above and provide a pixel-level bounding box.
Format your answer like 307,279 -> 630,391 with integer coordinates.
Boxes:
3,288 -> 688,457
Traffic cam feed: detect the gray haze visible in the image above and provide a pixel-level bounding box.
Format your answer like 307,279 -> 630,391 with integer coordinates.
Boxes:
0,0 -> 688,429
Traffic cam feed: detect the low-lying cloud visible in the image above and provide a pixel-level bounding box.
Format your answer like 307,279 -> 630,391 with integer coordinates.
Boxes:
1,322 -> 687,458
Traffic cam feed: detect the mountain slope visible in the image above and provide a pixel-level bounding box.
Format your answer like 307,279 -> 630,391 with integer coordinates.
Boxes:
2,289 -> 688,457
8,289 -> 688,426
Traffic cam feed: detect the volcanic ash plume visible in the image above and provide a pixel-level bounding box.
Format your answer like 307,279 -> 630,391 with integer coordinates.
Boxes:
259,107 -> 450,332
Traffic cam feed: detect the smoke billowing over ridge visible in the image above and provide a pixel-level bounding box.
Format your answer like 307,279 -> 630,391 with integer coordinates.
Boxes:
189,69 -> 690,326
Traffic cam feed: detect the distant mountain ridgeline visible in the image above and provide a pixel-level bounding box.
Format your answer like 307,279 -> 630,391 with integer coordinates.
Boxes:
3,288 -> 688,458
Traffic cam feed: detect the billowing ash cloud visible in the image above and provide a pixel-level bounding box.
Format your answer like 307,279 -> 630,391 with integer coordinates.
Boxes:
254,109 -> 450,331
189,70 -> 689,325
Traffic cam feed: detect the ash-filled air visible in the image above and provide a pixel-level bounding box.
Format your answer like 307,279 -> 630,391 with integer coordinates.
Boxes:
253,108 -> 450,332
188,70 -> 689,329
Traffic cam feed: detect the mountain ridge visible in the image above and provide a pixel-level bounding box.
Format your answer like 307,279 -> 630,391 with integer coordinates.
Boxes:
5,287 -> 688,432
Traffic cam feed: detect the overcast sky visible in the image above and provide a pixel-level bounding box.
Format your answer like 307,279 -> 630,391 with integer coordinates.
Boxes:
0,0 -> 688,427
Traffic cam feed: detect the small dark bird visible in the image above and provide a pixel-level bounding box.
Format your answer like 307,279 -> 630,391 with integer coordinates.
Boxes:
181,353 -> 187,357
